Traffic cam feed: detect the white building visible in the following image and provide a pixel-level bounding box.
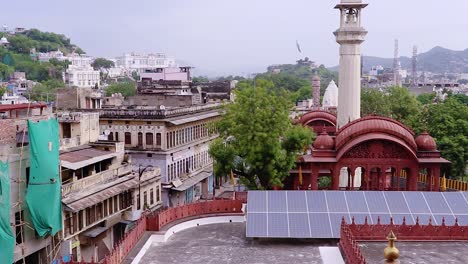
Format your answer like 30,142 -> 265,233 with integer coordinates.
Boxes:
322,80 -> 339,108
37,50 -> 66,62
63,54 -> 100,88
115,52 -> 176,73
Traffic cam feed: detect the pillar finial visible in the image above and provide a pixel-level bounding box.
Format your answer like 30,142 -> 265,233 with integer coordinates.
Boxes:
384,230 -> 400,263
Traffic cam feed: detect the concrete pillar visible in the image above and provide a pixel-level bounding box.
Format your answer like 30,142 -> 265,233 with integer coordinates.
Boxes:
332,169 -> 340,190
433,167 -> 441,192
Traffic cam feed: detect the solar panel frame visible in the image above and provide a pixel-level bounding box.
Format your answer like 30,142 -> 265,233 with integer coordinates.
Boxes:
245,191 -> 468,239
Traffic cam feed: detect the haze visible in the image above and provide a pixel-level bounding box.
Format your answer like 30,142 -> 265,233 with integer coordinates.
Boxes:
3,0 -> 468,76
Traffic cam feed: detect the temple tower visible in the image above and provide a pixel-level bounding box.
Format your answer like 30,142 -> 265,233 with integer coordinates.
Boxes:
334,0 -> 368,128
311,71 -> 321,108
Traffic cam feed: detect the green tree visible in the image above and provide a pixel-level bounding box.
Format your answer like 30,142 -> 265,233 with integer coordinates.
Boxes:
91,58 -> 115,70
192,76 -> 209,83
8,35 -> 33,54
28,79 -> 65,102
209,83 -> 314,189
0,86 -> 6,97
386,86 -> 422,128
0,63 -> 14,80
105,82 -> 136,97
417,93 -> 436,105
74,47 -> 85,55
361,88 -> 390,116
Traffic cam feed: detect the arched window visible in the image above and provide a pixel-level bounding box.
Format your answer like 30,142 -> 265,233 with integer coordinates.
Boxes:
146,133 -> 153,145
156,133 -> 161,146
137,132 -> 143,147
124,132 -> 131,145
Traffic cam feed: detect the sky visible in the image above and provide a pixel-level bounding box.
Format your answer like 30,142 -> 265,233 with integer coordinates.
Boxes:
3,0 -> 468,76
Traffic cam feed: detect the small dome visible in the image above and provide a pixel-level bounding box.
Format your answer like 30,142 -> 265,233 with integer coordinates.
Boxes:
415,131 -> 437,151
0,36 -> 9,44
313,129 -> 334,150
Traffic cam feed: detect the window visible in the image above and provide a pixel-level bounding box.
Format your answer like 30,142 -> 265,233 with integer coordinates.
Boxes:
156,133 -> 161,146
115,132 -> 119,141
136,194 -> 141,210
125,132 -> 131,145
108,132 -> 114,141
138,132 -> 143,146
146,133 -> 153,145
143,191 -> 148,208
78,210 -> 83,230
25,167 -> 30,186
114,196 -> 118,212
156,186 -> 160,202
150,188 -> 154,205
97,203 -> 103,220
147,153 -> 153,158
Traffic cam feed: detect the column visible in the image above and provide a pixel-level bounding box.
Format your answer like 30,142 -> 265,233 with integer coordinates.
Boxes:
433,167 -> 440,192
331,169 -> 340,190
311,169 -> 318,191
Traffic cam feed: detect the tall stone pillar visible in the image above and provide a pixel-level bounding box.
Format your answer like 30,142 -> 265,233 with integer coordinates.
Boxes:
312,73 -> 321,108
334,0 -> 368,128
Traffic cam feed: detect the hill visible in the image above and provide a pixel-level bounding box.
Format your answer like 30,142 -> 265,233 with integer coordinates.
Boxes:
360,46 -> 468,73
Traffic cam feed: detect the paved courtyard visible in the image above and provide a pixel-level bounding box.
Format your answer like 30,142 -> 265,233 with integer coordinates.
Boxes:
139,223 -> 335,264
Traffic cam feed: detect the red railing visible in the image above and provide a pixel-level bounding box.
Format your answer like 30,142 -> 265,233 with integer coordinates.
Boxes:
339,218 -> 367,264
340,216 -> 468,263
234,191 -> 248,203
147,199 -> 243,231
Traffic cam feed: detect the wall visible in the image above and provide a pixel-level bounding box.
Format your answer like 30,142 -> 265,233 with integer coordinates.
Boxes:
125,95 -> 194,108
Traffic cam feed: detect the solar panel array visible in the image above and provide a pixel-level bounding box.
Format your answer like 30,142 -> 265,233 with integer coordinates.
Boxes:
246,191 -> 468,239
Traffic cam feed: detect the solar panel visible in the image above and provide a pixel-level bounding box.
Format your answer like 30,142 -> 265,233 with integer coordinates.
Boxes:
403,192 -> 431,214
288,213 -> 310,238
287,191 -> 307,212
443,192 -> 468,214
245,191 -> 468,239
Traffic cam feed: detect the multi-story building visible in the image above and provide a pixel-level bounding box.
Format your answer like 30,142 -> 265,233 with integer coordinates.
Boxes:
115,53 -> 176,73
96,103 -> 219,207
57,111 -> 161,262
0,103 -> 56,264
63,54 -> 100,88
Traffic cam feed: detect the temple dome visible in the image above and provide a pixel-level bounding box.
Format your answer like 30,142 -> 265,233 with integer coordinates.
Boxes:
0,36 -> 9,44
322,80 -> 338,108
415,131 -> 437,151
313,129 -> 335,150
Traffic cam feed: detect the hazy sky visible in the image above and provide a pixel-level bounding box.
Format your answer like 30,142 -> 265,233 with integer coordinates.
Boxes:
3,0 -> 468,76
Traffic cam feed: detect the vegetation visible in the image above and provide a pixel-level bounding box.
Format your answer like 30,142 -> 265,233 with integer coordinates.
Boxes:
361,87 -> 468,179
28,79 -> 65,102
105,82 -> 136,97
209,80 -> 314,190
92,58 -> 115,82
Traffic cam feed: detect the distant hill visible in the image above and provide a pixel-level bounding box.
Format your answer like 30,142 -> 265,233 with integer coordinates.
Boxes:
360,46 -> 468,73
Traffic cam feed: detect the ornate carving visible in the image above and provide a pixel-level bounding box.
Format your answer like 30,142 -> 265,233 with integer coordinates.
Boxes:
342,140 -> 411,159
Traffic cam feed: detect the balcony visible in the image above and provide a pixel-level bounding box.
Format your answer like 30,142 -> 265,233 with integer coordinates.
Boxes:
59,136 -> 81,150
62,164 -> 132,197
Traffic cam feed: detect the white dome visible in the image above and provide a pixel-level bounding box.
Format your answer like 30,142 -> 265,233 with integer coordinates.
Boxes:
322,80 -> 338,108
0,36 -> 8,44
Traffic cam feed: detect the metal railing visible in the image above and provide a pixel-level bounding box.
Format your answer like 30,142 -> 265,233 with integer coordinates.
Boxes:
400,171 -> 468,191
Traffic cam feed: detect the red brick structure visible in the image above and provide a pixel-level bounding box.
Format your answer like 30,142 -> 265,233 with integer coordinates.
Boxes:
291,114 -> 449,191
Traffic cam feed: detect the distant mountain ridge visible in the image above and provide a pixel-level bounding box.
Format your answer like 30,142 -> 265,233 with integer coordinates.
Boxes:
330,46 -> 468,74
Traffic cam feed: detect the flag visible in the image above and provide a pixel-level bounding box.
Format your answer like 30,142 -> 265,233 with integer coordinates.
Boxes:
230,170 -> 235,186
298,165 -> 303,186
296,40 -> 302,53
441,173 -> 447,192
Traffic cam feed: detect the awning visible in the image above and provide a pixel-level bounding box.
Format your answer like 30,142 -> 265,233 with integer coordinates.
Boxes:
63,176 -> 138,212
60,148 -> 119,170
82,226 -> 108,238
418,157 -> 451,164
168,112 -> 219,125
172,170 -> 212,191
172,178 -> 183,188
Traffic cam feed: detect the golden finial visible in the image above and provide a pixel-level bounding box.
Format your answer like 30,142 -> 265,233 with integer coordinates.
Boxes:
384,230 -> 400,263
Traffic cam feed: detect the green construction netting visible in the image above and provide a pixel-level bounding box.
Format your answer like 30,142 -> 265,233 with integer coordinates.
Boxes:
0,161 -> 14,264
26,119 -> 62,237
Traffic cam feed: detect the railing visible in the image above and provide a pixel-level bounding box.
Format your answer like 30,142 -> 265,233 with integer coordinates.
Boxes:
234,192 -> 248,203
400,171 -> 468,191
59,136 -> 81,150
146,199 -> 243,231
62,165 -> 132,196
339,219 -> 367,264
101,216 -> 147,264
96,103 -> 222,119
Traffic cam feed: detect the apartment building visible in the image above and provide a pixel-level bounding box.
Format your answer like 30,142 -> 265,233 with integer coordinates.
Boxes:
0,103 -> 55,264
57,111 -> 161,262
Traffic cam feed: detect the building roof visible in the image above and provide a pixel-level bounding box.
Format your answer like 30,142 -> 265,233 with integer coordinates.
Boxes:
299,110 -> 337,126
171,170 -> 212,191
0,103 -> 47,112
167,111 -> 220,125
335,116 -> 417,151
60,147 -> 118,170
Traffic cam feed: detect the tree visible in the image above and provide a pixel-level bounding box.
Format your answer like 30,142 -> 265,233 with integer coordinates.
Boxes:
192,76 -> 209,83
361,88 -> 390,116
28,79 -> 65,102
417,92 -> 436,105
0,63 -> 14,80
105,82 -> 136,97
209,83 -> 314,190
0,86 -> 6,97
386,86 -> 422,128
74,47 -> 85,55
8,35 -> 33,54
91,58 -> 114,70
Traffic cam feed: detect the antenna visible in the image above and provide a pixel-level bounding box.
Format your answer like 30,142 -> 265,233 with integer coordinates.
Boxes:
412,46 -> 418,87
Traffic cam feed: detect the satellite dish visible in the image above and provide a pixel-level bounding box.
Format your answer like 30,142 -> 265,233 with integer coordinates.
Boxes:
104,130 -> 111,136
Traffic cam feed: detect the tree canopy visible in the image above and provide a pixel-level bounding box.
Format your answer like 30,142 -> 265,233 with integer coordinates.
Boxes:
209,81 -> 314,189
92,58 -> 115,70
105,82 -> 136,97
361,87 -> 467,178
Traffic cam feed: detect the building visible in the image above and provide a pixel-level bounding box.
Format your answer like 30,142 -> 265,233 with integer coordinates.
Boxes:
57,111 -> 161,262
115,53 -> 176,73
0,103 -> 56,264
56,88 -> 103,110
289,0 -> 449,192
63,54 -> 100,88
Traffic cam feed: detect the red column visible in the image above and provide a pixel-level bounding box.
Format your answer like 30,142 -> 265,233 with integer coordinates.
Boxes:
409,167 -> 419,191
426,168 -> 433,192
433,166 -> 440,192
331,169 -> 340,190
311,168 -> 318,190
